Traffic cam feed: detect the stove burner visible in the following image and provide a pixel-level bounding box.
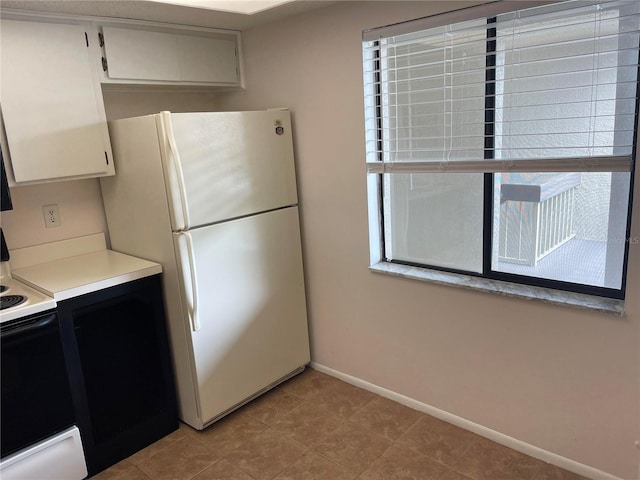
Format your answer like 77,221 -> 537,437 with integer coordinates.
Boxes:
1,295 -> 27,310
0,285 -> 7,293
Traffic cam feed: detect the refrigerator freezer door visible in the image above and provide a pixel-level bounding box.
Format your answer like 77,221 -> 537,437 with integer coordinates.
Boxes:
173,207 -> 310,425
163,110 -> 299,231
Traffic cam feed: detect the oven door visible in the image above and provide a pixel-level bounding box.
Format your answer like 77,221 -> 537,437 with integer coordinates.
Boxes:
0,311 -> 76,457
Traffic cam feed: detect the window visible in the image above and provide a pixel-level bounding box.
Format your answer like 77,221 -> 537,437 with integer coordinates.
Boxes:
363,0 -> 639,300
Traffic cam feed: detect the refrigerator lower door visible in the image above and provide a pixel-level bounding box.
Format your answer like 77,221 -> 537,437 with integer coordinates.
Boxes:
173,207 -> 310,426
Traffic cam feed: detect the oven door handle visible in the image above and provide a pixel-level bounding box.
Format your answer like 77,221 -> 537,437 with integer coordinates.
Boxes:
0,313 -> 57,339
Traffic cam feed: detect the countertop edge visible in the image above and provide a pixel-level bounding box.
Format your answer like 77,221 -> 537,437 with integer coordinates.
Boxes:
12,249 -> 163,300
50,265 -> 162,301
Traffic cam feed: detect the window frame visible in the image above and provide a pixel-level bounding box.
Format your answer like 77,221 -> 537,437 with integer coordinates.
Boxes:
364,0 -> 640,301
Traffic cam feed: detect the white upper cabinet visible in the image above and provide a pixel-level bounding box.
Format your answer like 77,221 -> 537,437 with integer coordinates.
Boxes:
98,24 -> 240,86
0,17 -> 114,184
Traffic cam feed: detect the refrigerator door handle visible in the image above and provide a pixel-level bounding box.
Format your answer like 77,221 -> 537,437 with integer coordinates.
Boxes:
162,111 -> 191,231
177,232 -> 200,331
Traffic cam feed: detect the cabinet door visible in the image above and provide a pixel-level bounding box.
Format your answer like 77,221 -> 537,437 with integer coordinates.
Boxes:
57,275 -> 178,476
0,19 -> 113,183
101,27 -> 182,82
101,26 -> 239,85
177,35 -> 238,84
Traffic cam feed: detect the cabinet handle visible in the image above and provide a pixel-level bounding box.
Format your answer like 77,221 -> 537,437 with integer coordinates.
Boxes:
98,31 -> 104,47
101,57 -> 108,72
1,313 -> 56,339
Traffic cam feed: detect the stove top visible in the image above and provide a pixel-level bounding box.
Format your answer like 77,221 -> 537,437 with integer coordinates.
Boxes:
1,293 -> 27,309
0,271 -> 56,323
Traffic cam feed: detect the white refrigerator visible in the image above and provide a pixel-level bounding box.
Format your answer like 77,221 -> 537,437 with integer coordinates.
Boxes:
100,110 -> 310,430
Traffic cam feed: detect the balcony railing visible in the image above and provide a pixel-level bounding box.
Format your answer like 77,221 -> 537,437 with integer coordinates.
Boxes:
498,173 -> 581,266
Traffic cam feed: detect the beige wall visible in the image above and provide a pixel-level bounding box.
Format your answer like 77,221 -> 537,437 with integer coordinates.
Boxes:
0,91 -> 218,250
101,88 -> 219,120
0,179 -> 107,249
1,2 -> 638,477
216,2 -> 640,478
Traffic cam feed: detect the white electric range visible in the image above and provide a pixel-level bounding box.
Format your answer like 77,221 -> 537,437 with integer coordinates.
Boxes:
1,233 -> 161,480
0,258 -> 85,480
0,261 -> 56,323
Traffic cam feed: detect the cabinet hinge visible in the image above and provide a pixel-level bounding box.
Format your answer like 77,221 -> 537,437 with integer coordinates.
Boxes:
98,32 -> 104,48
101,57 -> 108,72
105,152 -> 109,166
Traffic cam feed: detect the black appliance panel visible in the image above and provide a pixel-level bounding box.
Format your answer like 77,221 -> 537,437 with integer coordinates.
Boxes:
1,228 -> 9,262
1,148 -> 13,212
57,275 -> 178,476
0,311 -> 75,458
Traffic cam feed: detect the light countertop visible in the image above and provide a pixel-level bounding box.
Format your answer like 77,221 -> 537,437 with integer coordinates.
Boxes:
11,235 -> 161,301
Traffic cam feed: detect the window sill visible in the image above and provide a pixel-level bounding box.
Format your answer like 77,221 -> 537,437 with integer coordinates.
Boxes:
369,262 -> 625,316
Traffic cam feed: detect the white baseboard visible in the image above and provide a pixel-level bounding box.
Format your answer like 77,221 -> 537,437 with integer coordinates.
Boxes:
310,362 -> 624,480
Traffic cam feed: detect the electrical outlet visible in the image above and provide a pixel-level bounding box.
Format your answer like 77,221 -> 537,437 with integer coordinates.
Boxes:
42,204 -> 61,228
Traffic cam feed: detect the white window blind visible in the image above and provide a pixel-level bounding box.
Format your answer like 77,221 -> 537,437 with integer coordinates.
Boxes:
363,0 -> 640,174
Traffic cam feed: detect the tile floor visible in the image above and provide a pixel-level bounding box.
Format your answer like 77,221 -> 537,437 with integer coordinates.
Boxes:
93,368 -> 588,480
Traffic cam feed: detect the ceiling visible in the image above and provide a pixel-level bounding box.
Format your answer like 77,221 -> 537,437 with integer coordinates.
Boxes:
0,0 -> 336,31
